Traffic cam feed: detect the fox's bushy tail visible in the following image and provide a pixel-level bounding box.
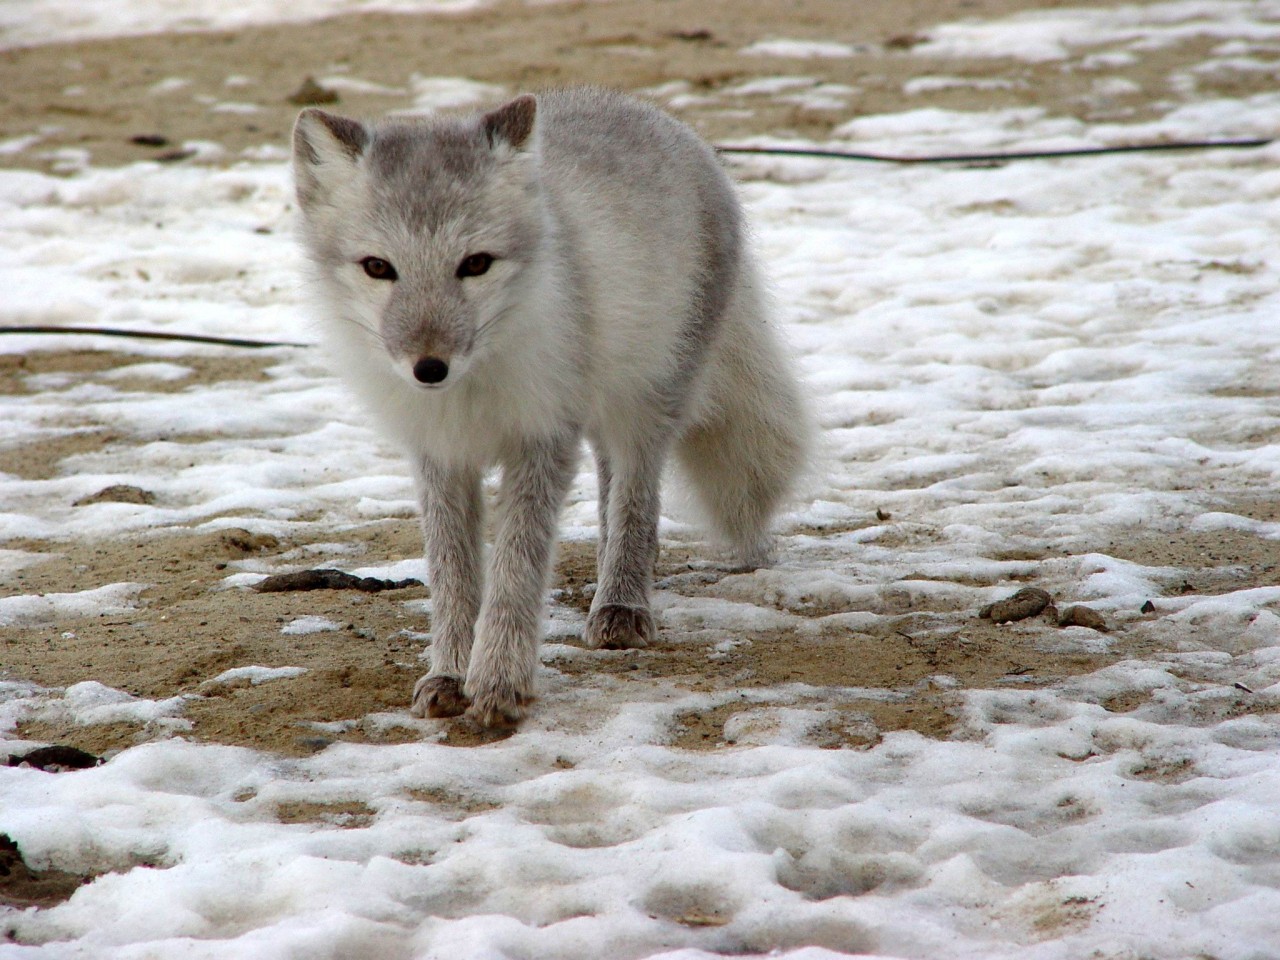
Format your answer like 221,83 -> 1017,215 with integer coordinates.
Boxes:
675,267 -> 812,566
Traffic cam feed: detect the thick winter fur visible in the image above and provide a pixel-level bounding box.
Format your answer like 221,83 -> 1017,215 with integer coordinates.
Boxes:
292,87 -> 810,728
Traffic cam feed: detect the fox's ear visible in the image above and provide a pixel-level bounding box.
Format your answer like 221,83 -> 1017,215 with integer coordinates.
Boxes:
482,95 -> 537,152
292,109 -> 368,207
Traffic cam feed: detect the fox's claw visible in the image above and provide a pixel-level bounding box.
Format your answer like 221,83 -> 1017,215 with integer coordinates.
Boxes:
463,683 -> 532,730
585,603 -> 655,650
411,675 -> 470,719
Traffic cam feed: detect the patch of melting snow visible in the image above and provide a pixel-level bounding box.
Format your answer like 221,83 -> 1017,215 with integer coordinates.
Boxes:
741,39 -> 862,59
0,0 -> 488,46
280,615 -> 341,635
912,0 -> 1280,62
203,665 -> 309,686
0,583 -> 146,628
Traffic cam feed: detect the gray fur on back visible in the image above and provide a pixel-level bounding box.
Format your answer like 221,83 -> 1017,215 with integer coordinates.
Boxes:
535,88 -> 745,357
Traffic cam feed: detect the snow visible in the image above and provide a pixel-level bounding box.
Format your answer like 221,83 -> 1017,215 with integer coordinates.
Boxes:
36,681 -> 191,727
3,0 -> 1280,957
741,40 -> 862,60
914,0 -> 1280,62
281,616 -> 341,635
4,681 -> 193,735
0,583 -> 145,628
205,667 -> 311,686
404,76 -> 509,113
0,0 -> 485,47
317,74 -> 511,115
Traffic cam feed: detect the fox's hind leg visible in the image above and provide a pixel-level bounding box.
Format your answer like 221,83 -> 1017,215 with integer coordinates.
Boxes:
409,459 -> 482,719
584,437 -> 664,650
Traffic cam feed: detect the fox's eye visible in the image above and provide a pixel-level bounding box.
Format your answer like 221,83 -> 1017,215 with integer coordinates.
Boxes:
457,253 -> 495,279
360,257 -> 397,281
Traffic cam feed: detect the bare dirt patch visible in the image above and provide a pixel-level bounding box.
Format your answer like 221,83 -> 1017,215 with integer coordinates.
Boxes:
272,799 -> 377,828
0,350 -> 279,394
0,0 -> 1257,174
5,520 -> 431,756
0,429 -> 125,482
1101,518 -> 1280,600
0,834 -> 91,910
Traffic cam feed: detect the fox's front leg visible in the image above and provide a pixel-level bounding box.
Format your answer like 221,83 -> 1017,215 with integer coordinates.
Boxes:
464,430 -> 580,728
410,459 -> 482,719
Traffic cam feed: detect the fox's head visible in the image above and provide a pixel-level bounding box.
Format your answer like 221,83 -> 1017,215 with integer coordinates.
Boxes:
292,95 -> 544,390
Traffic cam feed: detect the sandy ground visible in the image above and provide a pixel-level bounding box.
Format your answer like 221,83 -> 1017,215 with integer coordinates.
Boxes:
2,0 -> 1278,764
0,0 -> 1256,173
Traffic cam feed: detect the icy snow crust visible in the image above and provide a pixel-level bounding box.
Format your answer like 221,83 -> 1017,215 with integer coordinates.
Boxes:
3,1 -> 1280,957
0,0 -> 484,47
915,0 -> 1280,63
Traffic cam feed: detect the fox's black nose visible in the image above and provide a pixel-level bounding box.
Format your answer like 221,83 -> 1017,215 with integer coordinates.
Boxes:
413,357 -> 449,385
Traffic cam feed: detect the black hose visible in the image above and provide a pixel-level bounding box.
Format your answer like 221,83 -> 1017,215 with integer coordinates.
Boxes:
718,137 -> 1273,164
2,135 -> 1272,351
0,325 -> 309,349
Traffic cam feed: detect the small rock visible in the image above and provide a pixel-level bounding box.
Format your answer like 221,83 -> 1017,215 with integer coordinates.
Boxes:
254,568 -> 421,593
155,148 -> 197,163
218,529 -> 280,555
7,745 -> 102,772
1140,600 -> 1156,614
979,586 -> 1052,624
1058,605 -> 1109,632
667,29 -> 714,42
287,77 -> 339,106
129,134 -> 171,147
885,33 -> 928,50
74,484 -> 155,506
294,736 -> 335,754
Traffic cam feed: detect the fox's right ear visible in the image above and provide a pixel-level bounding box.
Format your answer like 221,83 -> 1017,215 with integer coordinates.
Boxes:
292,109 -> 368,208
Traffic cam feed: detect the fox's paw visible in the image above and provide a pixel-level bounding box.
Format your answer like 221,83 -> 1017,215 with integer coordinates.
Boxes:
462,681 -> 532,731
585,604 -> 655,650
410,675 -> 470,719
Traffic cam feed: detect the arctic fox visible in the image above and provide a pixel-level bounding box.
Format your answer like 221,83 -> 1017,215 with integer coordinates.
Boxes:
292,87 -> 809,728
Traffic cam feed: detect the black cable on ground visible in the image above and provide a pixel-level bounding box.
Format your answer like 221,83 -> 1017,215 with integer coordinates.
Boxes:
0,325 -> 309,349
717,137 -> 1274,165
1,135 -> 1273,351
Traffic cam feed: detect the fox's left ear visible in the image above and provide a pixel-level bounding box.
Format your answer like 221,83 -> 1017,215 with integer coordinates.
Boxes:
482,95 -> 537,152
293,109 -> 368,208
